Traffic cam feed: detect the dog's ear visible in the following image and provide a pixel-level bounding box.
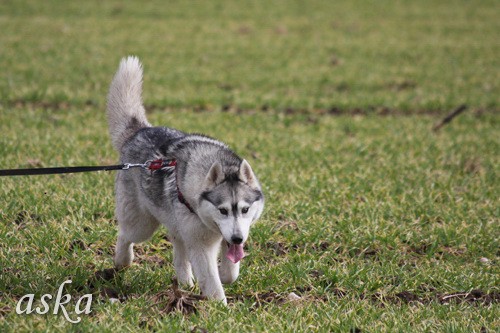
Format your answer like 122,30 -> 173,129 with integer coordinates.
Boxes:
204,162 -> 224,189
239,160 -> 259,188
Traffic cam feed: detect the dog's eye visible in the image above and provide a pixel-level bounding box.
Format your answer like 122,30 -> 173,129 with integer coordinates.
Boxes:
219,208 -> 229,216
241,207 -> 249,214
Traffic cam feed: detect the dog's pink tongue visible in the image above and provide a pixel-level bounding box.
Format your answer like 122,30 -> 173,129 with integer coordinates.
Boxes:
226,244 -> 245,263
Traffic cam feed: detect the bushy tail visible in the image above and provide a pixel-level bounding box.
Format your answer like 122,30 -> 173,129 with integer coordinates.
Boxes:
107,56 -> 151,151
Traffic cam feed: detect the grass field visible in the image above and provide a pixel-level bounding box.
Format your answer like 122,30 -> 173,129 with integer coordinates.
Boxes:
0,1 -> 499,332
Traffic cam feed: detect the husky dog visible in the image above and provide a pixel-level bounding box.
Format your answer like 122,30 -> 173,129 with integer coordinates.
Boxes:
107,57 -> 264,303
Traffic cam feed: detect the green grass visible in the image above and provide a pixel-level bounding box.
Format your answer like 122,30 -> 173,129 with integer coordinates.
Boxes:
1,109 -> 498,332
0,0 -> 499,332
0,0 -> 498,111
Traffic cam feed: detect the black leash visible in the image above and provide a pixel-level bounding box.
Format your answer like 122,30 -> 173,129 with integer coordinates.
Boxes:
0,158 -> 196,213
0,159 -> 172,177
0,164 -> 127,176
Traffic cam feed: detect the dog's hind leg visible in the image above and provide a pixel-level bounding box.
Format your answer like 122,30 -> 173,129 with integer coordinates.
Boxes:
113,180 -> 160,269
114,217 -> 159,269
218,241 -> 240,284
114,199 -> 159,269
114,232 -> 134,270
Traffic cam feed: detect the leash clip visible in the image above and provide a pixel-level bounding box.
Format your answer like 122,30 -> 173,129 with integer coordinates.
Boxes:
121,159 -> 176,174
122,163 -> 146,170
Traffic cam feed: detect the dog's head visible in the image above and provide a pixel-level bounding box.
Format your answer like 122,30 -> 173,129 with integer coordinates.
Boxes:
198,160 -> 264,261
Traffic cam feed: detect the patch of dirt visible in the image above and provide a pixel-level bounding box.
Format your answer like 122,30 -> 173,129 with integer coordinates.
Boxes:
311,241 -> 332,251
5,99 -> 96,110
347,247 -> 380,259
236,25 -> 252,35
386,80 -> 417,91
332,288 -> 348,298
97,285 -> 136,305
329,54 -> 342,66
266,241 -> 290,256
93,268 -> 118,282
79,267 -> 119,293
217,84 -> 234,91
274,25 -> 288,35
352,247 -> 379,258
394,291 -> 420,303
14,210 -> 42,229
7,98 -> 498,118
436,246 -> 466,256
0,305 -> 11,318
68,239 -> 87,252
309,269 -> 324,279
407,242 -> 432,255
364,291 -> 422,306
100,287 -> 125,301
402,243 -> 467,258
359,289 -> 500,306
463,157 -> 483,175
76,268 -> 134,304
438,290 -> 499,305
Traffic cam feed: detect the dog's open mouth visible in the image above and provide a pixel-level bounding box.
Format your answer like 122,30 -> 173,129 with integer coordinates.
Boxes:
225,242 -> 245,264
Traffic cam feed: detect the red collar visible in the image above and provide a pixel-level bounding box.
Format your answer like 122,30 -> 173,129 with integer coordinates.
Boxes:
146,159 -> 195,214
176,187 -> 195,213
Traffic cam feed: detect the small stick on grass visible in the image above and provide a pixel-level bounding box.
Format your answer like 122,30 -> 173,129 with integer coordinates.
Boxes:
432,104 -> 467,132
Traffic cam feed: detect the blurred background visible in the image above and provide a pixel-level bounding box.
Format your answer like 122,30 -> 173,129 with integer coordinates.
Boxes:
1,0 -> 498,113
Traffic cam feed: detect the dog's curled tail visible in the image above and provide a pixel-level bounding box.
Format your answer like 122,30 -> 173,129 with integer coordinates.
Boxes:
107,56 -> 151,151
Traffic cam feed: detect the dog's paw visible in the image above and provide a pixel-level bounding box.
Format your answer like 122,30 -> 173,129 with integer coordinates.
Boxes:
177,275 -> 195,288
219,263 -> 240,284
114,254 -> 134,270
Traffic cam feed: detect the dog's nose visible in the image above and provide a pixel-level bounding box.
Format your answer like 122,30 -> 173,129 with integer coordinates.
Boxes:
231,236 -> 243,244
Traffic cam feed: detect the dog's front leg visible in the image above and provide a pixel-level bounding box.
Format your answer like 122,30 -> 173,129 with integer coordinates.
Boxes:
219,241 -> 240,284
188,242 -> 226,303
170,236 -> 194,287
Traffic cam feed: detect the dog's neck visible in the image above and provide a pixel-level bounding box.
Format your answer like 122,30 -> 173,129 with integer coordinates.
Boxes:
176,184 -> 195,214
